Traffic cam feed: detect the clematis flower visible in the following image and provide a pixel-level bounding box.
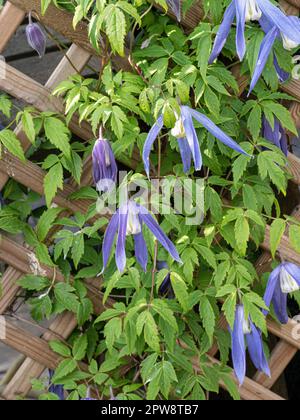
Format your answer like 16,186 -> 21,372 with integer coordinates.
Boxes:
157,261 -> 175,298
209,0 -> 300,63
92,133 -> 118,193
143,106 -> 250,176
102,200 -> 181,273
167,0 -> 181,22
262,116 -> 288,156
263,262 -> 300,324
231,305 -> 270,385
248,15 -> 298,94
26,12 -> 46,58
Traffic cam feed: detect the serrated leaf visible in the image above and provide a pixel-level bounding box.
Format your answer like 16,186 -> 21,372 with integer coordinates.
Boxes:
73,334 -> 88,361
269,218 -> 286,257
44,117 -> 71,157
0,129 -> 26,161
44,163 -> 63,207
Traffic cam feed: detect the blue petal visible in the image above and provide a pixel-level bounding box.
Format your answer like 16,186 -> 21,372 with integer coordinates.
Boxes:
116,207 -> 128,272
177,137 -> 192,173
181,106 -> 202,171
283,262 -> 300,286
246,322 -> 271,377
248,26 -> 278,95
138,205 -> 182,263
188,107 -> 251,157
102,211 -> 119,271
209,0 -> 236,63
263,117 -> 287,154
256,0 -> 300,44
263,265 -> 281,314
143,115 -> 164,177
134,230 -> 148,272
231,305 -> 246,385
235,0 -> 247,61
167,0 -> 181,22
272,281 -> 289,324
273,56 -> 290,83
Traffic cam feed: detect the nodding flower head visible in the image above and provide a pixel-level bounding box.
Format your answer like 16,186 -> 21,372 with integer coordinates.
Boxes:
102,200 -> 181,273
263,262 -> 300,324
26,12 -> 46,58
209,0 -> 300,63
262,117 -> 288,156
143,106 -> 250,177
231,305 -> 270,385
92,131 -> 118,193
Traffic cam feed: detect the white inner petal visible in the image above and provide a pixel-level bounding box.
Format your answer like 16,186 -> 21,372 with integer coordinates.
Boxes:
171,118 -> 186,139
280,267 -> 300,294
245,0 -> 262,22
242,318 -> 252,335
281,33 -> 299,51
126,203 -> 142,236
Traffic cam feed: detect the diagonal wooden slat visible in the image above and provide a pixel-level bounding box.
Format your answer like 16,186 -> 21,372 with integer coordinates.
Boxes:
0,2 -> 25,53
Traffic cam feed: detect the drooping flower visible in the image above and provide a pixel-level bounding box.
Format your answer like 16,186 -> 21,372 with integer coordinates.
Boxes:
248,15 -> 298,95
167,0 -> 181,22
92,132 -> 118,193
143,106 -> 250,177
263,262 -> 300,324
209,0 -> 300,63
26,12 -> 46,58
102,200 -> 181,273
231,305 -> 270,385
49,370 -> 65,400
157,261 -> 175,298
262,116 -> 288,156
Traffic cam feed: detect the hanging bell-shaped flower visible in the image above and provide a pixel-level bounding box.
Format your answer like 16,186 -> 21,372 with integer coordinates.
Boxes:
26,12 -> 46,58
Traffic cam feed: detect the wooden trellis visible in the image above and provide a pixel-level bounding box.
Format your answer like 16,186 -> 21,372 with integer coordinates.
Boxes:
0,0 -> 299,401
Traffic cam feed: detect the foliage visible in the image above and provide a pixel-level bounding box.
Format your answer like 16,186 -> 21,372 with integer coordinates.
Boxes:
0,0 -> 299,401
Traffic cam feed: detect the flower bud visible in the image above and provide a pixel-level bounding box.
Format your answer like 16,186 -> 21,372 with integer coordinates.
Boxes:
26,13 -> 46,58
92,132 -> 118,193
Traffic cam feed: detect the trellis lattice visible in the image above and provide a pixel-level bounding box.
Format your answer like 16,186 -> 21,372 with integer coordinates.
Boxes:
0,0 -> 299,401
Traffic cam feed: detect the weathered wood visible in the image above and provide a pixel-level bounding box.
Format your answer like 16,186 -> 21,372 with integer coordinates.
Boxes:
1,312 -> 77,400
253,340 -> 298,388
0,2 -> 25,53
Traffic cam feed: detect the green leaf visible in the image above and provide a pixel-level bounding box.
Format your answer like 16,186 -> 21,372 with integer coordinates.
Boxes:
54,283 -> 79,313
44,117 -> 71,157
104,317 -> 122,352
22,110 -> 36,144
269,218 -> 286,257
41,0 -> 52,14
232,154 -> 249,185
0,129 -> 26,161
51,359 -> 77,382
170,272 -> 189,312
117,1 -> 141,25
44,163 -> 64,207
199,296 -> 216,343
73,334 -> 88,361
234,216 -> 250,256
222,293 -> 237,330
152,299 -> 178,332
36,207 -> 62,241
18,275 -> 50,291
77,298 -> 93,326
71,233 -> 85,269
49,340 -> 72,358
0,95 -> 12,117
289,225 -> 300,254
193,242 -> 217,269
247,105 -> 262,140
105,5 -> 126,56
